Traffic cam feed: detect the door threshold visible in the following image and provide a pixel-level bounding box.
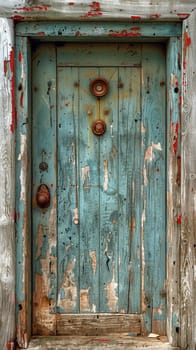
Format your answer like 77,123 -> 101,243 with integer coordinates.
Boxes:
17,335 -> 179,349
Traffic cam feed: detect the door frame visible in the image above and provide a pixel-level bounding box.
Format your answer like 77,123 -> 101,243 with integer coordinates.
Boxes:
15,21 -> 182,348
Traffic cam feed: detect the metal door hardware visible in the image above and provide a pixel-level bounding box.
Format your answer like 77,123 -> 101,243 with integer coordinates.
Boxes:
36,184 -> 50,209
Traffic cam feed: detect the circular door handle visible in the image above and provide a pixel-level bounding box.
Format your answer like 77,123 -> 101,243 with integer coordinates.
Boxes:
36,184 -> 50,209
90,78 -> 108,97
92,120 -> 106,136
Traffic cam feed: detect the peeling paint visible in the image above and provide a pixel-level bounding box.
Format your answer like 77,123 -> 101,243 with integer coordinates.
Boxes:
80,288 -> 90,311
58,258 -> 77,312
143,142 -> 162,185
109,28 -> 141,37
105,265 -> 118,311
82,165 -> 90,186
73,207 -> 79,225
18,133 -> 27,201
89,250 -> 97,274
103,159 -> 109,191
183,31 -> 192,69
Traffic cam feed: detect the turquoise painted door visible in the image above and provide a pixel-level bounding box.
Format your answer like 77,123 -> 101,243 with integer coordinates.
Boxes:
32,43 -> 166,336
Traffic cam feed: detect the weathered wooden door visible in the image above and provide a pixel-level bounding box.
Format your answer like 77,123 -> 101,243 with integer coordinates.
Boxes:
32,43 -> 166,336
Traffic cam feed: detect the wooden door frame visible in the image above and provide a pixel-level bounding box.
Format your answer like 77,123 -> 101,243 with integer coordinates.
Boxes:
15,21 -> 182,348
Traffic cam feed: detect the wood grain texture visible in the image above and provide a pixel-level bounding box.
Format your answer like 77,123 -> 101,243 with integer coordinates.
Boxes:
0,18 -> 15,350
56,314 -> 141,335
15,35 -> 32,348
181,11 -> 196,350
166,37 -> 182,348
0,0 -> 195,20
0,15 -> 194,350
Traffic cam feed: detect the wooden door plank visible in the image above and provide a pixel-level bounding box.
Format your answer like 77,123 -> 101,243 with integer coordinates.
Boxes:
99,68 -> 119,312
57,43 -> 141,67
78,68 -> 100,312
56,314 -> 141,335
57,67 -> 80,313
141,44 -> 166,335
118,67 -> 141,314
32,44 -> 57,335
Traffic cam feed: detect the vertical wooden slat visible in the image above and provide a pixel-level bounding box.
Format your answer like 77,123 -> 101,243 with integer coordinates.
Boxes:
141,44 -> 166,335
32,43 -> 57,335
118,66 -> 141,315
166,37 -> 182,347
0,18 -> 15,350
181,12 -> 196,350
99,68 -> 119,312
57,67 -> 80,313
79,67 -> 100,312
15,35 -> 32,348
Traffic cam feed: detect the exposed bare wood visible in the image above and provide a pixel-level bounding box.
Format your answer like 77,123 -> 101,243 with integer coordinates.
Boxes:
0,18 -> 15,350
181,11 -> 196,350
16,335 -> 178,350
56,314 -> 141,336
0,0 -> 195,20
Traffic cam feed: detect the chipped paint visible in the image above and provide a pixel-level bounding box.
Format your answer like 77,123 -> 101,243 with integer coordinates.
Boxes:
18,133 -> 27,201
183,31 -> 192,69
82,165 -> 90,185
109,28 -> 141,37
105,265 -> 118,311
89,250 -> 97,274
80,288 -> 90,311
103,159 -> 109,191
73,207 -> 79,224
58,258 -> 77,312
143,142 -> 162,185
0,11 -> 195,350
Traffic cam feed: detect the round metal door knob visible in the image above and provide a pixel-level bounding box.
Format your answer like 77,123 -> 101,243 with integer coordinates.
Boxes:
92,119 -> 106,136
36,184 -> 50,209
90,78 -> 108,97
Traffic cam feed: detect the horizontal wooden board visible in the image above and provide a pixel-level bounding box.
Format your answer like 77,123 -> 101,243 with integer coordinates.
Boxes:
56,314 -> 141,335
57,43 -> 141,66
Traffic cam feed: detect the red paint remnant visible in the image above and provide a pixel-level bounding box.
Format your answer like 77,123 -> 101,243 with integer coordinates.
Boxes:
69,2 -> 75,5
18,52 -> 22,62
131,16 -> 141,20
34,5 -> 50,11
37,32 -> 45,35
151,14 -> 161,18
179,95 -> 183,105
177,13 -> 190,20
75,31 -> 81,37
9,48 -> 17,133
109,28 -> 141,37
4,60 -> 7,75
98,339 -> 109,343
20,92 -> 24,108
177,215 -> 182,225
7,341 -> 15,350
11,15 -> 25,20
183,31 -> 191,70
83,1 -> 102,17
172,122 -> 179,155
16,5 -> 49,11
176,156 -> 181,186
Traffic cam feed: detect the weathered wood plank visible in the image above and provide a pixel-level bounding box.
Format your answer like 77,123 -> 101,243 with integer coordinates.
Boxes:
78,67 -> 100,313
57,43 -> 141,67
19,335 -> 175,350
141,44 -> 166,335
1,2 -> 195,21
15,35 -> 32,348
0,18 -> 15,350
32,43 -> 57,335
181,11 -> 196,350
118,66 -> 141,314
56,314 -> 141,335
57,67 -> 80,314
166,37 -> 182,348
16,22 -> 182,39
99,67 -> 119,313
